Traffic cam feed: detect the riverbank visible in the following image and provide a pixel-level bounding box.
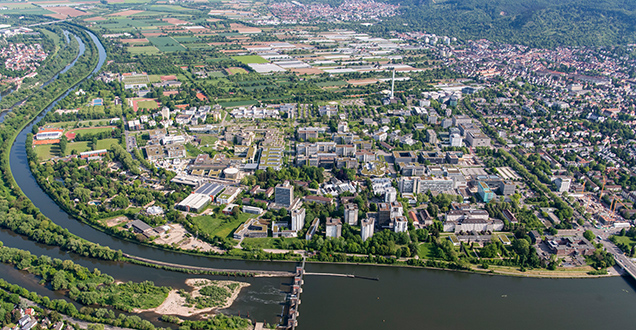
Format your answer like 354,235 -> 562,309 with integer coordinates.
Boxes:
137,279 -> 249,317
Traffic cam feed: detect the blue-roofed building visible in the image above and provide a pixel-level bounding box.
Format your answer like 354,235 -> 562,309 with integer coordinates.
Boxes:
477,181 -> 494,203
194,182 -> 225,198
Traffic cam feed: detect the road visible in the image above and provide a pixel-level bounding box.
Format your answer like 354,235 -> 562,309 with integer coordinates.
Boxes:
592,227 -> 636,278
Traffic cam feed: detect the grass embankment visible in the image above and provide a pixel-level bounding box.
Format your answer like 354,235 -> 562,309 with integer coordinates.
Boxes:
191,213 -> 255,239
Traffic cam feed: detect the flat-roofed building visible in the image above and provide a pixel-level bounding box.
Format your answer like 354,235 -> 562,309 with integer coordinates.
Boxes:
80,149 -> 108,159
145,145 -> 164,160
297,127 -> 326,141
393,216 -> 408,233
35,130 -> 62,140
427,129 -> 437,144
166,144 -> 186,158
466,131 -> 491,147
393,151 -> 418,163
259,146 -> 284,170
453,115 -> 472,127
306,218 -> 319,240
176,193 -> 211,212
291,208 -> 306,232
378,203 -> 391,227
275,181 -> 294,207
216,186 -> 242,204
344,203 -> 358,225
450,133 -> 463,147
325,218 -> 342,238
478,181 -> 494,202
361,218 -> 375,241
194,183 -> 225,198
419,176 -> 454,193
553,176 -> 571,193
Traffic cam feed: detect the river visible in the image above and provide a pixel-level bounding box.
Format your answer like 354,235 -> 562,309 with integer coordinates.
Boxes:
5,27 -> 636,330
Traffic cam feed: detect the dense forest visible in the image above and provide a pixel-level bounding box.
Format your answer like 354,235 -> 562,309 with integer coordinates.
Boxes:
310,0 -> 636,47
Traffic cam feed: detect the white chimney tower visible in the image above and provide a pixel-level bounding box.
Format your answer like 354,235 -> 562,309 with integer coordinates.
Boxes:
391,69 -> 395,98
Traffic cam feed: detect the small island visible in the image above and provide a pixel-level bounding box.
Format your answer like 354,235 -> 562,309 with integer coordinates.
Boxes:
138,279 -> 249,317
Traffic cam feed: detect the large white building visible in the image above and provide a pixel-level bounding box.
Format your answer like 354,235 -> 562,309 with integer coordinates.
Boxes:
361,218 -> 375,242
443,209 -> 504,233
385,187 -> 397,202
325,218 -> 342,238
344,203 -> 358,225
553,177 -> 571,193
398,176 -> 454,194
35,130 -> 62,140
393,216 -> 408,233
291,208 -> 306,232
450,133 -> 463,147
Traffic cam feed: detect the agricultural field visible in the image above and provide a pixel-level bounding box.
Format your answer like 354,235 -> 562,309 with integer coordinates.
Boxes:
316,80 -> 348,87
226,67 -> 248,75
122,74 -> 149,85
147,36 -> 187,52
232,55 -> 268,64
0,3 -> 54,15
128,46 -> 160,55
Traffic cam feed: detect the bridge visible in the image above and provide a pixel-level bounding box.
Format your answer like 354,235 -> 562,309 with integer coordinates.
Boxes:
589,227 -> 636,281
596,236 -> 636,280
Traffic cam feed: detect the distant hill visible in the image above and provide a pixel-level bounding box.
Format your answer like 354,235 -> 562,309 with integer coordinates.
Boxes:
369,0 -> 636,47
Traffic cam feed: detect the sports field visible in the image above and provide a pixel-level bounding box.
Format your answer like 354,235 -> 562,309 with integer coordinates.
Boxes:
137,100 -> 158,110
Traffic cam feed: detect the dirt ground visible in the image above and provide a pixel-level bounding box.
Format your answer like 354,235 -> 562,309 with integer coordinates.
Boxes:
153,224 -> 224,253
136,279 -> 249,316
105,216 -> 129,227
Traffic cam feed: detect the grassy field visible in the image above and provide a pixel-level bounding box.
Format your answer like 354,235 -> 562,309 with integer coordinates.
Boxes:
208,71 -> 226,78
137,100 -> 158,109
47,119 -> 113,128
147,36 -> 186,52
198,134 -> 218,146
417,242 -> 438,259
172,36 -> 200,42
148,75 -> 162,83
69,127 -> 116,136
241,237 -> 280,249
1,3 -> 53,15
232,55 -> 268,64
35,139 -> 118,160
192,213 -> 255,239
67,138 -> 119,154
613,235 -> 636,248
128,46 -> 160,55
35,144 -> 58,160
226,68 -> 248,75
